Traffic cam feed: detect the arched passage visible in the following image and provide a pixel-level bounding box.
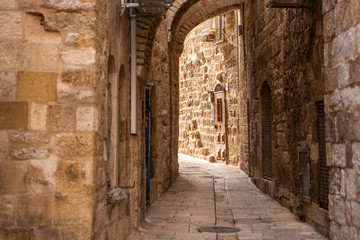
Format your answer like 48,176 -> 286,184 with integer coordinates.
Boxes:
145,0 -> 330,236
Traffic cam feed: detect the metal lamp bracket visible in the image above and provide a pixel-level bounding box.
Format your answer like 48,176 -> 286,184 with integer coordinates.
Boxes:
121,0 -> 173,17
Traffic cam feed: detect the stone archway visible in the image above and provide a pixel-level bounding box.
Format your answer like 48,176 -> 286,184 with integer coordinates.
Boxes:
142,1 -> 246,183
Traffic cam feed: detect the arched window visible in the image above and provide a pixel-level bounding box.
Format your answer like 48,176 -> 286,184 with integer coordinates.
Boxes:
261,83 -> 272,179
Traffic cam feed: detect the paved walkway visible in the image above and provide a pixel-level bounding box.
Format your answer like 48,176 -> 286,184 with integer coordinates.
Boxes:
128,154 -> 328,240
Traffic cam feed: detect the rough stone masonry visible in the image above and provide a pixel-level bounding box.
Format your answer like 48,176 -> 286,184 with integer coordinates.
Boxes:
0,0 -> 359,239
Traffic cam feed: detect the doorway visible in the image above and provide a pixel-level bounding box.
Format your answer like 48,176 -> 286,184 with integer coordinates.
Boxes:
214,83 -> 227,163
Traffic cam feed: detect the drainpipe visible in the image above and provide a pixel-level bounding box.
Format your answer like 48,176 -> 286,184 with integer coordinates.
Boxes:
130,11 -> 137,135
236,10 -> 240,91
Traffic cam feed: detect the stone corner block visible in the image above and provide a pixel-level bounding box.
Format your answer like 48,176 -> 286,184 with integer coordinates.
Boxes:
76,107 -> 98,132
56,133 -> 95,158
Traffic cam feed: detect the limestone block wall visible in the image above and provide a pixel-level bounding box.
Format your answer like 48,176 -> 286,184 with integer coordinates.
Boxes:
244,0 -> 329,235
0,0 -> 100,239
178,12 -> 242,166
322,0 -> 360,239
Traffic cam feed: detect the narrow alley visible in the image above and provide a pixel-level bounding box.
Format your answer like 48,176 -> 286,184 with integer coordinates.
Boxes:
128,154 -> 327,240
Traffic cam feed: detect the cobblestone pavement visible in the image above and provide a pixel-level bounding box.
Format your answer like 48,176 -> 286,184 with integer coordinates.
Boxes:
128,154 -> 328,240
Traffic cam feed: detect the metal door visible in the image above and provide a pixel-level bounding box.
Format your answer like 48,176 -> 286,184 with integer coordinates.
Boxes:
214,83 -> 227,162
145,88 -> 151,206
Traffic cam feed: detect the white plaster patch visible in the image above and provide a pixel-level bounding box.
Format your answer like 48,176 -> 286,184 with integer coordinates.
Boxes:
61,48 -> 96,65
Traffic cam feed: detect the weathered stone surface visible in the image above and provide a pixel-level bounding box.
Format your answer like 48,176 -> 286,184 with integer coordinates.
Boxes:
38,43 -> 59,71
60,227 -> 84,240
76,107 -> 97,131
60,69 -> 97,87
0,195 -> 16,227
0,0 -> 16,9
0,11 -> 22,40
11,147 -> 49,160
0,101 -> 28,130
351,201 -> 360,228
30,102 -> 48,131
35,228 -> 59,240
346,169 -> 357,200
64,32 -> 95,47
0,229 -> 33,240
331,195 -> 346,225
10,132 -> 49,144
17,195 -> 52,227
57,88 -> 95,104
0,131 -> 8,161
24,13 -> 61,43
349,57 -> 360,85
331,27 -> 357,66
0,72 -> 16,100
18,72 -> 57,102
61,48 -> 96,65
41,0 -> 96,11
60,160 -> 92,192
56,133 -> 95,158
0,41 -> 37,70
353,142 -> 360,168
53,193 -> 92,225
45,12 -> 96,31
29,160 -> 58,193
329,168 -> 341,195
330,144 -> 347,167
0,161 -> 27,193
49,105 -> 76,132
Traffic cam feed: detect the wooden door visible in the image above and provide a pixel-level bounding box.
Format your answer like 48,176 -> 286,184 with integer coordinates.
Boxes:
214,84 -> 226,162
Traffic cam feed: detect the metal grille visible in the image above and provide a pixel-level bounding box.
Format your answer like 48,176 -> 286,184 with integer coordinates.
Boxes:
262,84 -> 272,179
299,146 -> 311,203
317,101 -> 329,209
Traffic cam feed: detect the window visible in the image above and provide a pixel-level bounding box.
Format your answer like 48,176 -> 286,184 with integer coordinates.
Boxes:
217,98 -> 222,122
317,101 -> 329,209
261,83 -> 272,179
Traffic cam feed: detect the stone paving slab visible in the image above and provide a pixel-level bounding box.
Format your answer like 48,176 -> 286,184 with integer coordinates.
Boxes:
127,154 -> 328,240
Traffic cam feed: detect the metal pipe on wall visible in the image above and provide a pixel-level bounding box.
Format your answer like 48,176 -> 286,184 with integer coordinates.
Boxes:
130,14 -> 137,135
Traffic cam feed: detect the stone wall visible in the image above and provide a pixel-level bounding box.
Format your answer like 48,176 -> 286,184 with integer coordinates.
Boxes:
323,0 -> 360,239
0,0 -> 100,239
178,12 -> 242,165
243,0 -> 329,235
0,0 -> 166,239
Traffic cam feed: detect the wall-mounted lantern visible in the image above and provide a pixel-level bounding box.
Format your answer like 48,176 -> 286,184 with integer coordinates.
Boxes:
266,0 -> 310,8
201,28 -> 222,42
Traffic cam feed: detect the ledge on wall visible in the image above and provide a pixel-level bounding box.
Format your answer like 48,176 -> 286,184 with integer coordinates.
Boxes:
266,0 -> 311,8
